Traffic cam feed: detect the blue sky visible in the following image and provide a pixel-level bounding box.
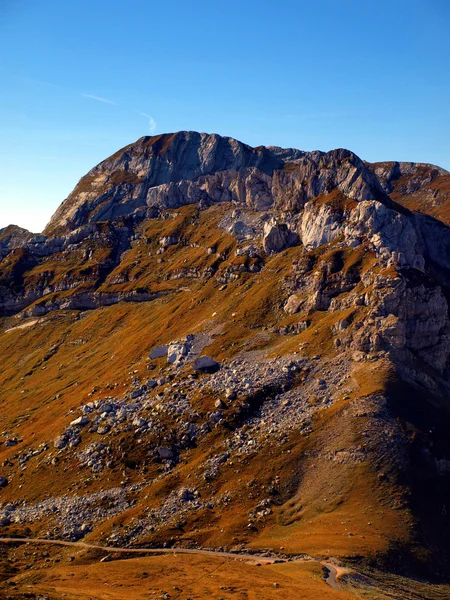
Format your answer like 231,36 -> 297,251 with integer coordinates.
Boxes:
1,0 -> 449,232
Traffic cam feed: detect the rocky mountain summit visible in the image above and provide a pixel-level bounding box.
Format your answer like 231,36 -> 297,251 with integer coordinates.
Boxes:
1,132 -> 450,591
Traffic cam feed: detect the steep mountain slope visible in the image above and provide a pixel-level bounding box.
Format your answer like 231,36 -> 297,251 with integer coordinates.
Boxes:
1,132 -> 450,598
369,160 -> 450,224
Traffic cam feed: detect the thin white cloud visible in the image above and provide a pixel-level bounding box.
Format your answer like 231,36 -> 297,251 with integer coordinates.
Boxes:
141,112 -> 157,134
81,93 -> 117,106
20,74 -> 156,136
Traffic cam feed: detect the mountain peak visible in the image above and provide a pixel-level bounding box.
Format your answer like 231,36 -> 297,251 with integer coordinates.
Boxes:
44,132 -> 383,236
3,132 -> 450,590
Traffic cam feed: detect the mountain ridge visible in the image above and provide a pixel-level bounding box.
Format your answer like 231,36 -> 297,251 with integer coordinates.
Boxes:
1,130 -> 450,597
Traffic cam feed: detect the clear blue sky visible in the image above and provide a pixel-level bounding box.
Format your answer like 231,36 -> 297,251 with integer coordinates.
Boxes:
1,0 -> 449,232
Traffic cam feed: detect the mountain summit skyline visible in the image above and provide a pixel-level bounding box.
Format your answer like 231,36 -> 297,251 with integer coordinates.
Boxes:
1,0 -> 450,232
3,131 -> 450,236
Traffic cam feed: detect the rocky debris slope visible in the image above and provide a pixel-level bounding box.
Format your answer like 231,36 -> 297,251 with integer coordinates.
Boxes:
0,348 -> 356,544
0,485 -> 140,541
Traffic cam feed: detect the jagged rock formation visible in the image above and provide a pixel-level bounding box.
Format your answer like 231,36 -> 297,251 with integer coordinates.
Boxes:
44,132 -> 304,235
42,132 -> 388,237
370,160 -> 450,224
2,131 -> 450,586
0,224 -> 34,259
4,132 -> 450,376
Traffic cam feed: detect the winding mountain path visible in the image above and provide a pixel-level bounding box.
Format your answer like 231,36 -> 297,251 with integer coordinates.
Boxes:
0,537 -> 348,591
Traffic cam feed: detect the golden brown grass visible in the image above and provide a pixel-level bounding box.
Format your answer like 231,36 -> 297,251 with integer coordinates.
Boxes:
10,553 -> 355,600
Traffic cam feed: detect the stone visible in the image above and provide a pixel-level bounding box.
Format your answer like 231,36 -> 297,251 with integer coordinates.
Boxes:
54,436 -> 66,449
178,488 -> 196,502
193,356 -> 220,372
70,416 -> 89,427
284,294 -> 302,314
159,235 -> 178,248
167,339 -> 192,365
0,477 -> 8,488
132,417 -> 147,429
157,446 -> 174,460
97,425 -> 110,435
149,345 -> 168,359
263,219 -> 299,253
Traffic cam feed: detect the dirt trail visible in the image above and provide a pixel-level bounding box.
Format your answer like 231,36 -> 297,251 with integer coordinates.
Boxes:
0,536 -> 280,562
323,562 -> 342,590
0,537 -> 349,592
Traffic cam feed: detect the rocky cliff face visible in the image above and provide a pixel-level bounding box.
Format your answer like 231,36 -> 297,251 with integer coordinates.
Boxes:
43,132 -> 388,235
3,132 -> 450,375
44,132 -> 304,234
2,132 -> 450,581
0,225 -> 34,259
369,160 -> 450,224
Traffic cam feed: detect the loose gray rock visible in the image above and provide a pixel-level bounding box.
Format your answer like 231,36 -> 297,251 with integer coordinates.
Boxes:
149,345 -> 168,359
157,446 -> 174,460
159,235 -> 178,248
193,356 -> 220,372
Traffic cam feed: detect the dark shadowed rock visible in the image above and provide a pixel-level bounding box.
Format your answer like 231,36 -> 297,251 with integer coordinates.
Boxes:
193,356 -> 220,372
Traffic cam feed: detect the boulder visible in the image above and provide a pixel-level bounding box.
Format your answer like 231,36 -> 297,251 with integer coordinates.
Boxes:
193,356 -> 220,372
0,477 -> 8,488
157,446 -> 174,460
149,345 -> 168,359
54,436 -> 66,449
284,294 -> 302,314
167,339 -> 192,365
159,235 -> 178,248
70,416 -> 89,427
263,219 -> 299,253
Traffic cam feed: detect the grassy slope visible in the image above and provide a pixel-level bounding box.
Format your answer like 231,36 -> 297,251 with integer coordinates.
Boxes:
8,553 -> 355,600
0,203 -> 448,597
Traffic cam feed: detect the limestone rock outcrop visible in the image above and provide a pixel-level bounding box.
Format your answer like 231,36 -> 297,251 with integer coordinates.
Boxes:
3,129 -> 450,380
263,219 -> 299,253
